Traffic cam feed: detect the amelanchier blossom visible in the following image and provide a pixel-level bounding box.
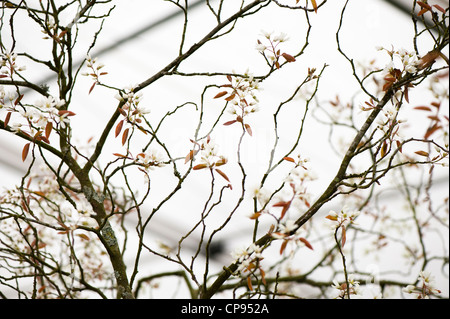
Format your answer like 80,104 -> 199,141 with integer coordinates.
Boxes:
256,30 -> 296,69
402,271 -> 441,299
136,149 -> 167,171
1,51 -> 26,78
331,274 -> 362,299
326,206 -> 360,230
231,243 -> 264,274
215,70 -> 261,136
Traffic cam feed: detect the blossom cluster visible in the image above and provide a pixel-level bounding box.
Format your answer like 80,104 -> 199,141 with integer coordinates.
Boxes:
256,30 -> 296,69
231,243 -> 264,274
115,85 -> 148,124
326,206 -> 360,230
376,47 -> 420,92
0,165 -> 115,297
113,85 -> 150,146
136,148 -> 167,171
402,271 -> 441,299
186,136 -> 227,169
1,51 -> 26,78
378,47 -> 419,74
1,84 -> 72,141
250,155 -> 317,254
214,71 -> 261,136
82,54 -> 108,94
331,274 -> 362,299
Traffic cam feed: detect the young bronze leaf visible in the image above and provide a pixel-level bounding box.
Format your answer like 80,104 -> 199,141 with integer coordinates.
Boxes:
215,168 -> 230,182
280,239 -> 288,255
4,111 -> 12,127
247,276 -> 253,291
115,120 -> 124,138
282,53 -> 296,62
424,124 -> 441,140
381,141 -> 388,158
225,93 -> 236,101
77,233 -> 90,241
414,106 -> 432,112
14,94 -> 24,106
415,150 -> 429,157
185,149 -> 198,164
45,121 -> 53,139
223,120 -> 237,126
341,225 -> 347,248
311,0 -> 318,13
249,212 -> 262,220
122,128 -> 129,146
244,123 -> 253,136
283,156 -> 296,163
193,163 -> 208,170
88,81 -> 96,94
299,237 -> 314,250
214,91 -> 228,99
22,143 -> 31,162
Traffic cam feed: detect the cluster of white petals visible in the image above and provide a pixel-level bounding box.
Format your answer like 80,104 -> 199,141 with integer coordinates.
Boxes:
231,243 -> 263,274
402,271 -> 441,299
1,51 -> 26,77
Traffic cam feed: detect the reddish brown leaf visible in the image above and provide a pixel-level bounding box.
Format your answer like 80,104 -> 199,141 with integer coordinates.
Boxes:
414,106 -> 432,112
227,75 -> 233,82
215,168 -> 230,182
299,237 -> 314,250
45,121 -> 53,139
22,143 -> 31,162
341,225 -> 347,248
4,111 -> 12,127
244,123 -> 253,136
215,156 -> 228,166
311,0 -> 318,13
424,124 -> 441,139
381,141 -> 388,158
325,214 -> 338,221
273,201 -> 291,219
214,91 -> 228,99
417,1 -> 432,10
433,4 -> 446,13
185,149 -> 199,163
280,239 -> 288,255
58,110 -> 76,116
431,101 -> 441,109
88,81 -> 96,94
76,233 -> 90,241
115,119 -> 124,138
14,94 -> 24,106
247,276 -> 253,291
273,201 -> 289,207
193,163 -> 208,170
282,53 -> 296,62
113,153 -> 129,158
415,150 -> 429,157
223,120 -> 237,126
249,212 -> 262,220
283,156 -> 296,163
121,128 -> 129,146
418,8 -> 429,16
225,93 -> 236,101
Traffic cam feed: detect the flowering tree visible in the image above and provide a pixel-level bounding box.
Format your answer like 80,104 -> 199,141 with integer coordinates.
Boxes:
0,0 -> 448,299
